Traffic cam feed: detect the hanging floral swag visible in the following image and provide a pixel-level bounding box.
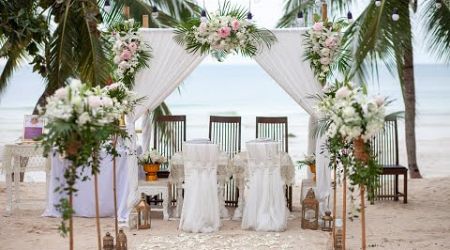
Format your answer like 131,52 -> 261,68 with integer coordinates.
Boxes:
107,18 -> 152,88
38,80 -> 140,235
304,14 -> 346,85
174,1 -> 276,61
316,80 -> 389,217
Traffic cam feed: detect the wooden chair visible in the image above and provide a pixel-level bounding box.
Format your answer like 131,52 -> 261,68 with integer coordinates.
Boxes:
255,116 -> 293,211
152,115 -> 186,206
209,116 -> 241,206
369,117 -> 408,204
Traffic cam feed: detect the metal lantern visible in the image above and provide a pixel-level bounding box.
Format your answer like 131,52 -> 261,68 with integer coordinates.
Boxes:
135,193 -> 151,230
117,229 -> 128,250
102,232 -> 114,250
321,211 -> 333,231
301,188 -> 319,230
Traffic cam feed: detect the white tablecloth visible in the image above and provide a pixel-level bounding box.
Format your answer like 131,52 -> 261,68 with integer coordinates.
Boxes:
43,148 -> 129,221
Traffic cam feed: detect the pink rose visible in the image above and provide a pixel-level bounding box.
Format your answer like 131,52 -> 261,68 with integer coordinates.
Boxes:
120,50 -> 132,61
325,37 -> 338,48
54,87 -> 68,100
128,42 -> 138,53
87,96 -> 103,109
217,26 -> 231,38
231,19 -> 240,31
312,22 -> 324,31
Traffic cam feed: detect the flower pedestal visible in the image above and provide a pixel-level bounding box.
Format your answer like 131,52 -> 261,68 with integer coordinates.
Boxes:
353,136 -> 369,250
143,164 -> 160,181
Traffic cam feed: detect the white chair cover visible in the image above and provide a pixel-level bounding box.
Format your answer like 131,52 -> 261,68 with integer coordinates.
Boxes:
179,143 -> 221,233
241,141 -> 288,231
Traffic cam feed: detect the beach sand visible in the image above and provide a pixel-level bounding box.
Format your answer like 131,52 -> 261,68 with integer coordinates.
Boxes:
0,175 -> 449,249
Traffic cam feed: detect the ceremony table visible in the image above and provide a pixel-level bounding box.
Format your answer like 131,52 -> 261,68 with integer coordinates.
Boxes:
2,143 -> 50,215
169,140 -> 232,219
232,139 -> 295,231
43,147 -> 129,221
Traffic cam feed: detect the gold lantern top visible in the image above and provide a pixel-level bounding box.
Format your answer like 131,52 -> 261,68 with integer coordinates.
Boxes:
135,193 -> 151,230
117,229 -> 127,250
301,188 -> 319,230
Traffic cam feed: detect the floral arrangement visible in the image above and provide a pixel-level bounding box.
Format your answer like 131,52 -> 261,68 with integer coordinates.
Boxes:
318,82 -> 386,142
38,79 -> 139,234
304,15 -> 345,85
174,1 -> 276,61
108,19 -> 151,88
297,154 -> 316,169
138,149 -> 167,165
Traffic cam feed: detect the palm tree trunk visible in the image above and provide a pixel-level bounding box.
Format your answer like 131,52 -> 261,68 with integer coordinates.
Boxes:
402,41 -> 422,178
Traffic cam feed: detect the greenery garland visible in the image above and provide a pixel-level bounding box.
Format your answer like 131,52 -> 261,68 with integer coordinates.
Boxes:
174,1 -> 277,61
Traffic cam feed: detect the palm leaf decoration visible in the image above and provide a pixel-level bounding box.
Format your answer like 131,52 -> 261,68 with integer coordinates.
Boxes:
174,0 -> 276,61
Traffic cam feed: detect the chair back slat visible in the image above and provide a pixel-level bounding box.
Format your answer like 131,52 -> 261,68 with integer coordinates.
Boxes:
370,118 -> 399,166
255,116 -> 289,153
208,116 -> 242,206
153,115 -> 187,171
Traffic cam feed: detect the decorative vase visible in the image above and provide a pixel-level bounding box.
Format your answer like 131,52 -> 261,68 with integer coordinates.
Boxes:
353,136 -> 369,163
309,164 -> 317,182
143,164 -> 160,181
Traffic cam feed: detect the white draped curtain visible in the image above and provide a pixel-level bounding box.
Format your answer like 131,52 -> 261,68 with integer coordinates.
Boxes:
126,29 -> 206,209
126,28 -> 331,215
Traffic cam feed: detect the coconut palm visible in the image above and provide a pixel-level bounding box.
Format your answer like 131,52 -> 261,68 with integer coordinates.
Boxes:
278,0 -> 450,178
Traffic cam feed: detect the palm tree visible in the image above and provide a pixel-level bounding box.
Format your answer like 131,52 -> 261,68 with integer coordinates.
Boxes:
278,0 -> 450,178
0,0 -> 200,113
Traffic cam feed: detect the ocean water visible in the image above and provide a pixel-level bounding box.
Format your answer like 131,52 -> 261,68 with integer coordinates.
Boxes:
1,63 -> 450,164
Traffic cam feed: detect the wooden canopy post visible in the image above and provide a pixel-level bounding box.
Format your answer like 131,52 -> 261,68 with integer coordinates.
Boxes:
321,1 -> 328,21
123,6 -> 130,18
142,15 -> 149,28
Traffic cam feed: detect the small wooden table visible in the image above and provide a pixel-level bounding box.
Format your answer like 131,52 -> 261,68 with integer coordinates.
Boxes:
137,179 -> 170,220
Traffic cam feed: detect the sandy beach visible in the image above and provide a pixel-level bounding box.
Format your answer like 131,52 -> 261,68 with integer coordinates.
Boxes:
1,174 -> 449,249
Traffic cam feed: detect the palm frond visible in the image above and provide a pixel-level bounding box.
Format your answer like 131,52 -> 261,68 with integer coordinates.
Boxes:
0,48 -> 27,95
422,0 -> 450,63
277,0 -> 315,28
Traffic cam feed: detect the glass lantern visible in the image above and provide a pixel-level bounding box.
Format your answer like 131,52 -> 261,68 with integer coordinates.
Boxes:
321,211 -> 333,231
301,188 -> 319,230
135,193 -> 151,230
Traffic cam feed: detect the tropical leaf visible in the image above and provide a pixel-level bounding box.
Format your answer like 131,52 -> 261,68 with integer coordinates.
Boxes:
422,0 -> 450,63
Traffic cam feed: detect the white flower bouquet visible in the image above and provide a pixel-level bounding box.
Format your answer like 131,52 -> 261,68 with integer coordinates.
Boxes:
174,1 -> 276,61
304,15 -> 345,85
138,149 -> 167,165
317,82 -> 386,142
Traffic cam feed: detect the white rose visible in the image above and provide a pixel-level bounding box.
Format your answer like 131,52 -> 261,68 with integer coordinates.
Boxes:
342,106 -> 356,118
101,96 -> 114,107
77,112 -> 91,125
373,95 -> 385,107
107,82 -> 121,90
54,87 -> 68,100
113,55 -> 121,64
87,96 -> 103,109
70,79 -> 82,89
335,87 -> 351,99
119,61 -> 130,70
320,48 -> 330,56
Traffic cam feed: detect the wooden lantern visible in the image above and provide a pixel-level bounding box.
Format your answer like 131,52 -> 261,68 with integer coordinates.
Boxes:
334,219 -> 344,250
117,229 -> 127,250
301,188 -> 319,230
135,193 -> 151,229
321,211 -> 333,231
102,232 -> 114,250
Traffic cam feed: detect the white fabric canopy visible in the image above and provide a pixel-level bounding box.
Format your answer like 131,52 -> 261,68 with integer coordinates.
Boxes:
126,28 -> 331,215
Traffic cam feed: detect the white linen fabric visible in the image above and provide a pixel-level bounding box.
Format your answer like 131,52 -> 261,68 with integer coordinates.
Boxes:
126,28 -> 206,212
127,28 -> 330,218
43,148 -> 129,220
179,143 -> 221,233
169,149 -> 231,218
241,141 -> 288,232
254,29 -> 330,212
